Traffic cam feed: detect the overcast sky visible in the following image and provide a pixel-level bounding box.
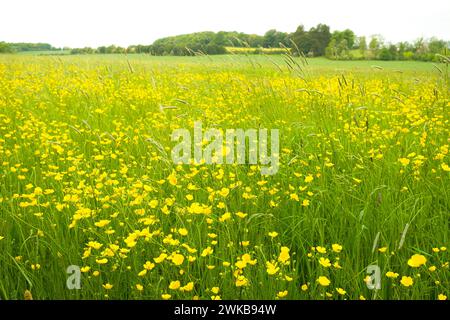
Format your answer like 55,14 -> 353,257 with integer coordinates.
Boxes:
1,0 -> 449,48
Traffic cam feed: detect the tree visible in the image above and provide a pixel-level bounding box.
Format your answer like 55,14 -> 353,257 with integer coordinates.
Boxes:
398,42 -> 408,60
331,30 -> 355,49
343,29 -> 356,48
428,38 -> 447,54
369,37 -> 378,51
0,42 -> 13,53
213,31 -> 227,46
337,39 -> 350,59
308,24 -> 331,56
388,44 -> 398,60
70,47 -> 95,54
291,25 -> 309,54
359,36 -> 367,58
374,43 -> 398,61
325,39 -> 337,59
5,42 -> 54,52
291,24 -> 331,56
263,29 -> 289,48
368,35 -> 382,58
325,29 -> 355,59
263,29 -> 278,47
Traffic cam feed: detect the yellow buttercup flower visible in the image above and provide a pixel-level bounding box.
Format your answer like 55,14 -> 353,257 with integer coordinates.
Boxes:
268,231 -> 278,238
386,271 -> 399,278
136,284 -> 144,291
144,261 -> 155,270
180,282 -> 194,292
169,280 -> 181,290
96,258 -> 108,264
219,187 -> 230,197
277,290 -> 288,298
94,220 -> 110,228
167,172 -> 177,186
102,283 -> 113,290
80,266 -> 91,273
336,288 -> 346,295
211,287 -> 220,294
316,246 -> 327,254
400,276 -> 413,287
235,275 -> 248,287
171,253 -> 185,266
319,257 -> 331,268
398,158 -> 410,166
201,247 -> 213,257
154,253 -> 168,263
278,246 -> 290,264
317,276 -> 331,287
332,244 -> 342,253
235,211 -> 248,218
407,254 -> 427,267
266,261 -> 280,275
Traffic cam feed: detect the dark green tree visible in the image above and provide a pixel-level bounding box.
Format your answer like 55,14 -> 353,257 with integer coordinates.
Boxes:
0,42 -> 13,53
308,24 -> 331,56
359,36 -> 367,57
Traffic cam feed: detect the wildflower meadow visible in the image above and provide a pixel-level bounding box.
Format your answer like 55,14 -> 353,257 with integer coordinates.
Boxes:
0,54 -> 448,300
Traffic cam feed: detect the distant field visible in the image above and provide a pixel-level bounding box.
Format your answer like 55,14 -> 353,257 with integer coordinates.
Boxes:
17,50 -> 71,55
8,53 -> 441,74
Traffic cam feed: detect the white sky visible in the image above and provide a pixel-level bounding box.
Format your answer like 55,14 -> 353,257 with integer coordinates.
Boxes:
0,0 -> 449,48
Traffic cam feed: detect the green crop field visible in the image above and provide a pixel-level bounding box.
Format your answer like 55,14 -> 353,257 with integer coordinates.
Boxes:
12,53 -> 438,72
0,53 -> 448,301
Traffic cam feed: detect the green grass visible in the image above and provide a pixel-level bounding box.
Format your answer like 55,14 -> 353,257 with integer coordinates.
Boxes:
17,50 -> 71,56
0,54 -> 448,300
9,52 -> 440,72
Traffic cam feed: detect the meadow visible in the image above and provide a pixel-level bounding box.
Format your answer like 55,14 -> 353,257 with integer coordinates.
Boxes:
0,53 -> 448,300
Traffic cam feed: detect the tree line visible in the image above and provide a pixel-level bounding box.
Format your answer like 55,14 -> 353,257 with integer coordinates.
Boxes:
1,25 -> 448,61
0,42 -> 57,53
69,26 -> 450,62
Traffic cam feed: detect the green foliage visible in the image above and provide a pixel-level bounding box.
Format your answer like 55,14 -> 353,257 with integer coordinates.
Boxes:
359,36 -> 367,57
325,30 -> 356,60
225,47 -> 290,54
0,42 -> 13,53
10,42 -> 55,52
70,47 -> 95,54
4,25 -> 447,62
149,31 -> 264,56
291,24 -> 331,56
324,33 -> 449,62
263,29 -> 290,48
126,45 -> 152,54
0,42 -> 58,54
332,29 -> 356,49
378,47 -> 394,60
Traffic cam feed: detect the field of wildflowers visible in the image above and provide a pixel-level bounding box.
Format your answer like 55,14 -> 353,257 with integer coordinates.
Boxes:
0,54 -> 448,300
